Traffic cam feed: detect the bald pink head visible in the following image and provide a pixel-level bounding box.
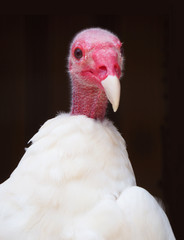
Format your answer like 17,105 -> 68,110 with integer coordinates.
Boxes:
70,28 -> 122,50
68,28 -> 123,120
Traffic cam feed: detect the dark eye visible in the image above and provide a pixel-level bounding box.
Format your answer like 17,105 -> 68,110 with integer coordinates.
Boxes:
74,48 -> 83,60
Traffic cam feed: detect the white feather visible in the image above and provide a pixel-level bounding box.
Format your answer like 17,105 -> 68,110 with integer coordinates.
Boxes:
117,186 -> 175,240
0,114 -> 175,239
0,114 -> 136,239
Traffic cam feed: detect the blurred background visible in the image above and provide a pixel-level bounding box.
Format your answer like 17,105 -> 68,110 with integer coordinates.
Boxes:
0,12 -> 183,238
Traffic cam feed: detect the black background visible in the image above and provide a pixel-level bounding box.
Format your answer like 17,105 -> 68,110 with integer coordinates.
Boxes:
0,12 -> 183,239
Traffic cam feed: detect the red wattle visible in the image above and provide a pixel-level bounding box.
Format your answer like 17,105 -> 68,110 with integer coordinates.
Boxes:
71,79 -> 108,120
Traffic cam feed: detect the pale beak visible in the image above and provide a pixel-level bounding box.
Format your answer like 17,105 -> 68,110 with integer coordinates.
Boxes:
101,75 -> 121,112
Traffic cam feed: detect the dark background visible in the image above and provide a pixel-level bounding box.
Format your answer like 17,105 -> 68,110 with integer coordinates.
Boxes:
0,13 -> 183,239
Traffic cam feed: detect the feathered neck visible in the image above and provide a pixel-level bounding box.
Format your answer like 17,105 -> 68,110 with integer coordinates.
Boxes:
70,80 -> 108,120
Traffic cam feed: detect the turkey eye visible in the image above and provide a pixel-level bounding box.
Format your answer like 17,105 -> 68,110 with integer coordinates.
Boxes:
74,48 -> 83,59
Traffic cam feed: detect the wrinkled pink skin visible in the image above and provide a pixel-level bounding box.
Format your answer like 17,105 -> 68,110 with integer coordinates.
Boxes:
68,28 -> 123,120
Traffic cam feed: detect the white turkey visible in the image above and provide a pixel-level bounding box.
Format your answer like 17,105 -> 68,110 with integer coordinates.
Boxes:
0,28 -> 175,240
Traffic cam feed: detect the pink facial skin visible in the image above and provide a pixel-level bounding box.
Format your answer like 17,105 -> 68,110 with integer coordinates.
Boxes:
68,28 -> 123,120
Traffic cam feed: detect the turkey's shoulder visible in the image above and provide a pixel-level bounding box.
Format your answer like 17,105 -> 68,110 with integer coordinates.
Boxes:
30,113 -> 126,149
3,113 -> 134,191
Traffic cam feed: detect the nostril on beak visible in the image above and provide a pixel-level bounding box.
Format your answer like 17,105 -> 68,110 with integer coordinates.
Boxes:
99,66 -> 107,74
98,66 -> 107,79
114,64 -> 121,78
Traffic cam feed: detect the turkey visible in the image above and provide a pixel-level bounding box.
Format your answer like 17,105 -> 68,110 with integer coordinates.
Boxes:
0,28 -> 175,240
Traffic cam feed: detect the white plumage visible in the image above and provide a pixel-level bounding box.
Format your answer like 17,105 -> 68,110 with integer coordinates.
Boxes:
0,114 -> 175,239
0,28 -> 175,239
